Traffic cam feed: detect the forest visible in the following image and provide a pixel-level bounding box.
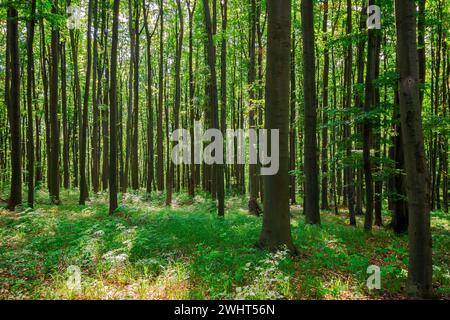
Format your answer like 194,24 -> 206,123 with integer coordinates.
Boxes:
0,0 -> 449,300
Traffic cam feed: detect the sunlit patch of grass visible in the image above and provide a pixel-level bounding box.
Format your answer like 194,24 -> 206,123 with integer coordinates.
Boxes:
0,189 -> 448,299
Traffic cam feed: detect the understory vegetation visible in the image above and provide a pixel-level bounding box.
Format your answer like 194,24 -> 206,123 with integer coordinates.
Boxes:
1,190 -> 448,300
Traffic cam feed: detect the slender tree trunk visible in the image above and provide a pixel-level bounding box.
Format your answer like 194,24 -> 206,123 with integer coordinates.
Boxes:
203,0 -> 225,216
68,0 -> 81,188
187,0 -> 197,198
131,0 -> 140,190
320,0 -> 329,210
344,0 -> 355,225
91,0 -> 100,194
143,0 -> 158,194
79,0 -> 93,204
363,0 -> 380,230
166,0 -> 184,205
50,0 -> 60,204
61,41 -> 70,190
248,0 -> 260,213
301,0 -> 320,225
289,1 -> 297,205
220,0 -> 227,192
7,6 -> 22,210
354,4 -> 366,217
26,0 -> 37,206
109,0 -> 120,214
156,0 -> 165,191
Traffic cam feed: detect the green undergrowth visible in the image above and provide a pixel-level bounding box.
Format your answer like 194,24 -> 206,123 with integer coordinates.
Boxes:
0,189 -> 448,299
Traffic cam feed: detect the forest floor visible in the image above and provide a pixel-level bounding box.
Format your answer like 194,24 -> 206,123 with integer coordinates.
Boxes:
0,189 -> 448,300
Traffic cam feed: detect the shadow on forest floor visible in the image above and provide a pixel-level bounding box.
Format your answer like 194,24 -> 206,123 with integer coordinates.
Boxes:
0,189 -> 448,299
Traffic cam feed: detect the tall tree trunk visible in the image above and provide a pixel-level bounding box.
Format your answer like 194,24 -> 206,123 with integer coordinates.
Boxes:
258,0 -> 296,253
394,0 -> 432,299
289,1 -> 297,205
91,0 -> 100,194
131,0 -> 140,190
143,0 -> 158,194
80,0 -> 93,204
354,4 -> 366,217
301,0 -> 320,225
50,0 -> 60,204
26,0 -> 37,206
156,0 -> 165,191
187,0 -> 197,198
166,0 -> 184,205
320,0 -> 329,210
68,0 -> 81,188
7,5 -> 22,210
61,41 -> 70,190
100,0 -> 109,191
363,0 -> 379,230
248,0 -> 260,213
344,0 -> 356,225
109,0 -> 120,214
220,0 -> 227,192
203,0 -> 225,216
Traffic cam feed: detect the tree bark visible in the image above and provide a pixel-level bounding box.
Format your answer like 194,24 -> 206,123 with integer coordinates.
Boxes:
7,5 -> 22,210
203,0 -> 225,216
394,0 -> 432,298
301,0 -> 320,225
26,0 -> 37,206
258,0 -> 296,253
344,0 -> 356,225
50,0 -> 60,204
131,0 -> 140,190
109,0 -> 120,214
320,0 -> 329,210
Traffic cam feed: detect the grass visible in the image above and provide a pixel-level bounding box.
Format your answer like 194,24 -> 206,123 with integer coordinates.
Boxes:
0,188 -> 448,300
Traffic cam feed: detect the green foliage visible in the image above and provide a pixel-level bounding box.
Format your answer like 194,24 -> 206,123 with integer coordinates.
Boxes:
0,190 -> 448,299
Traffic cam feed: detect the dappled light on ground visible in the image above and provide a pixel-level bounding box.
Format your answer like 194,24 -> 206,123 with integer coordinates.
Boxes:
0,190 -> 448,299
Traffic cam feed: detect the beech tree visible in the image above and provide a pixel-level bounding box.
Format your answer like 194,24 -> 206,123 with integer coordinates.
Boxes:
258,0 -> 296,252
395,0 -> 432,298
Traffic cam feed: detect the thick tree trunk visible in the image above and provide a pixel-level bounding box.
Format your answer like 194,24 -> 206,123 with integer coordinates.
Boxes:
258,0 -> 296,253
394,0 -> 432,299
